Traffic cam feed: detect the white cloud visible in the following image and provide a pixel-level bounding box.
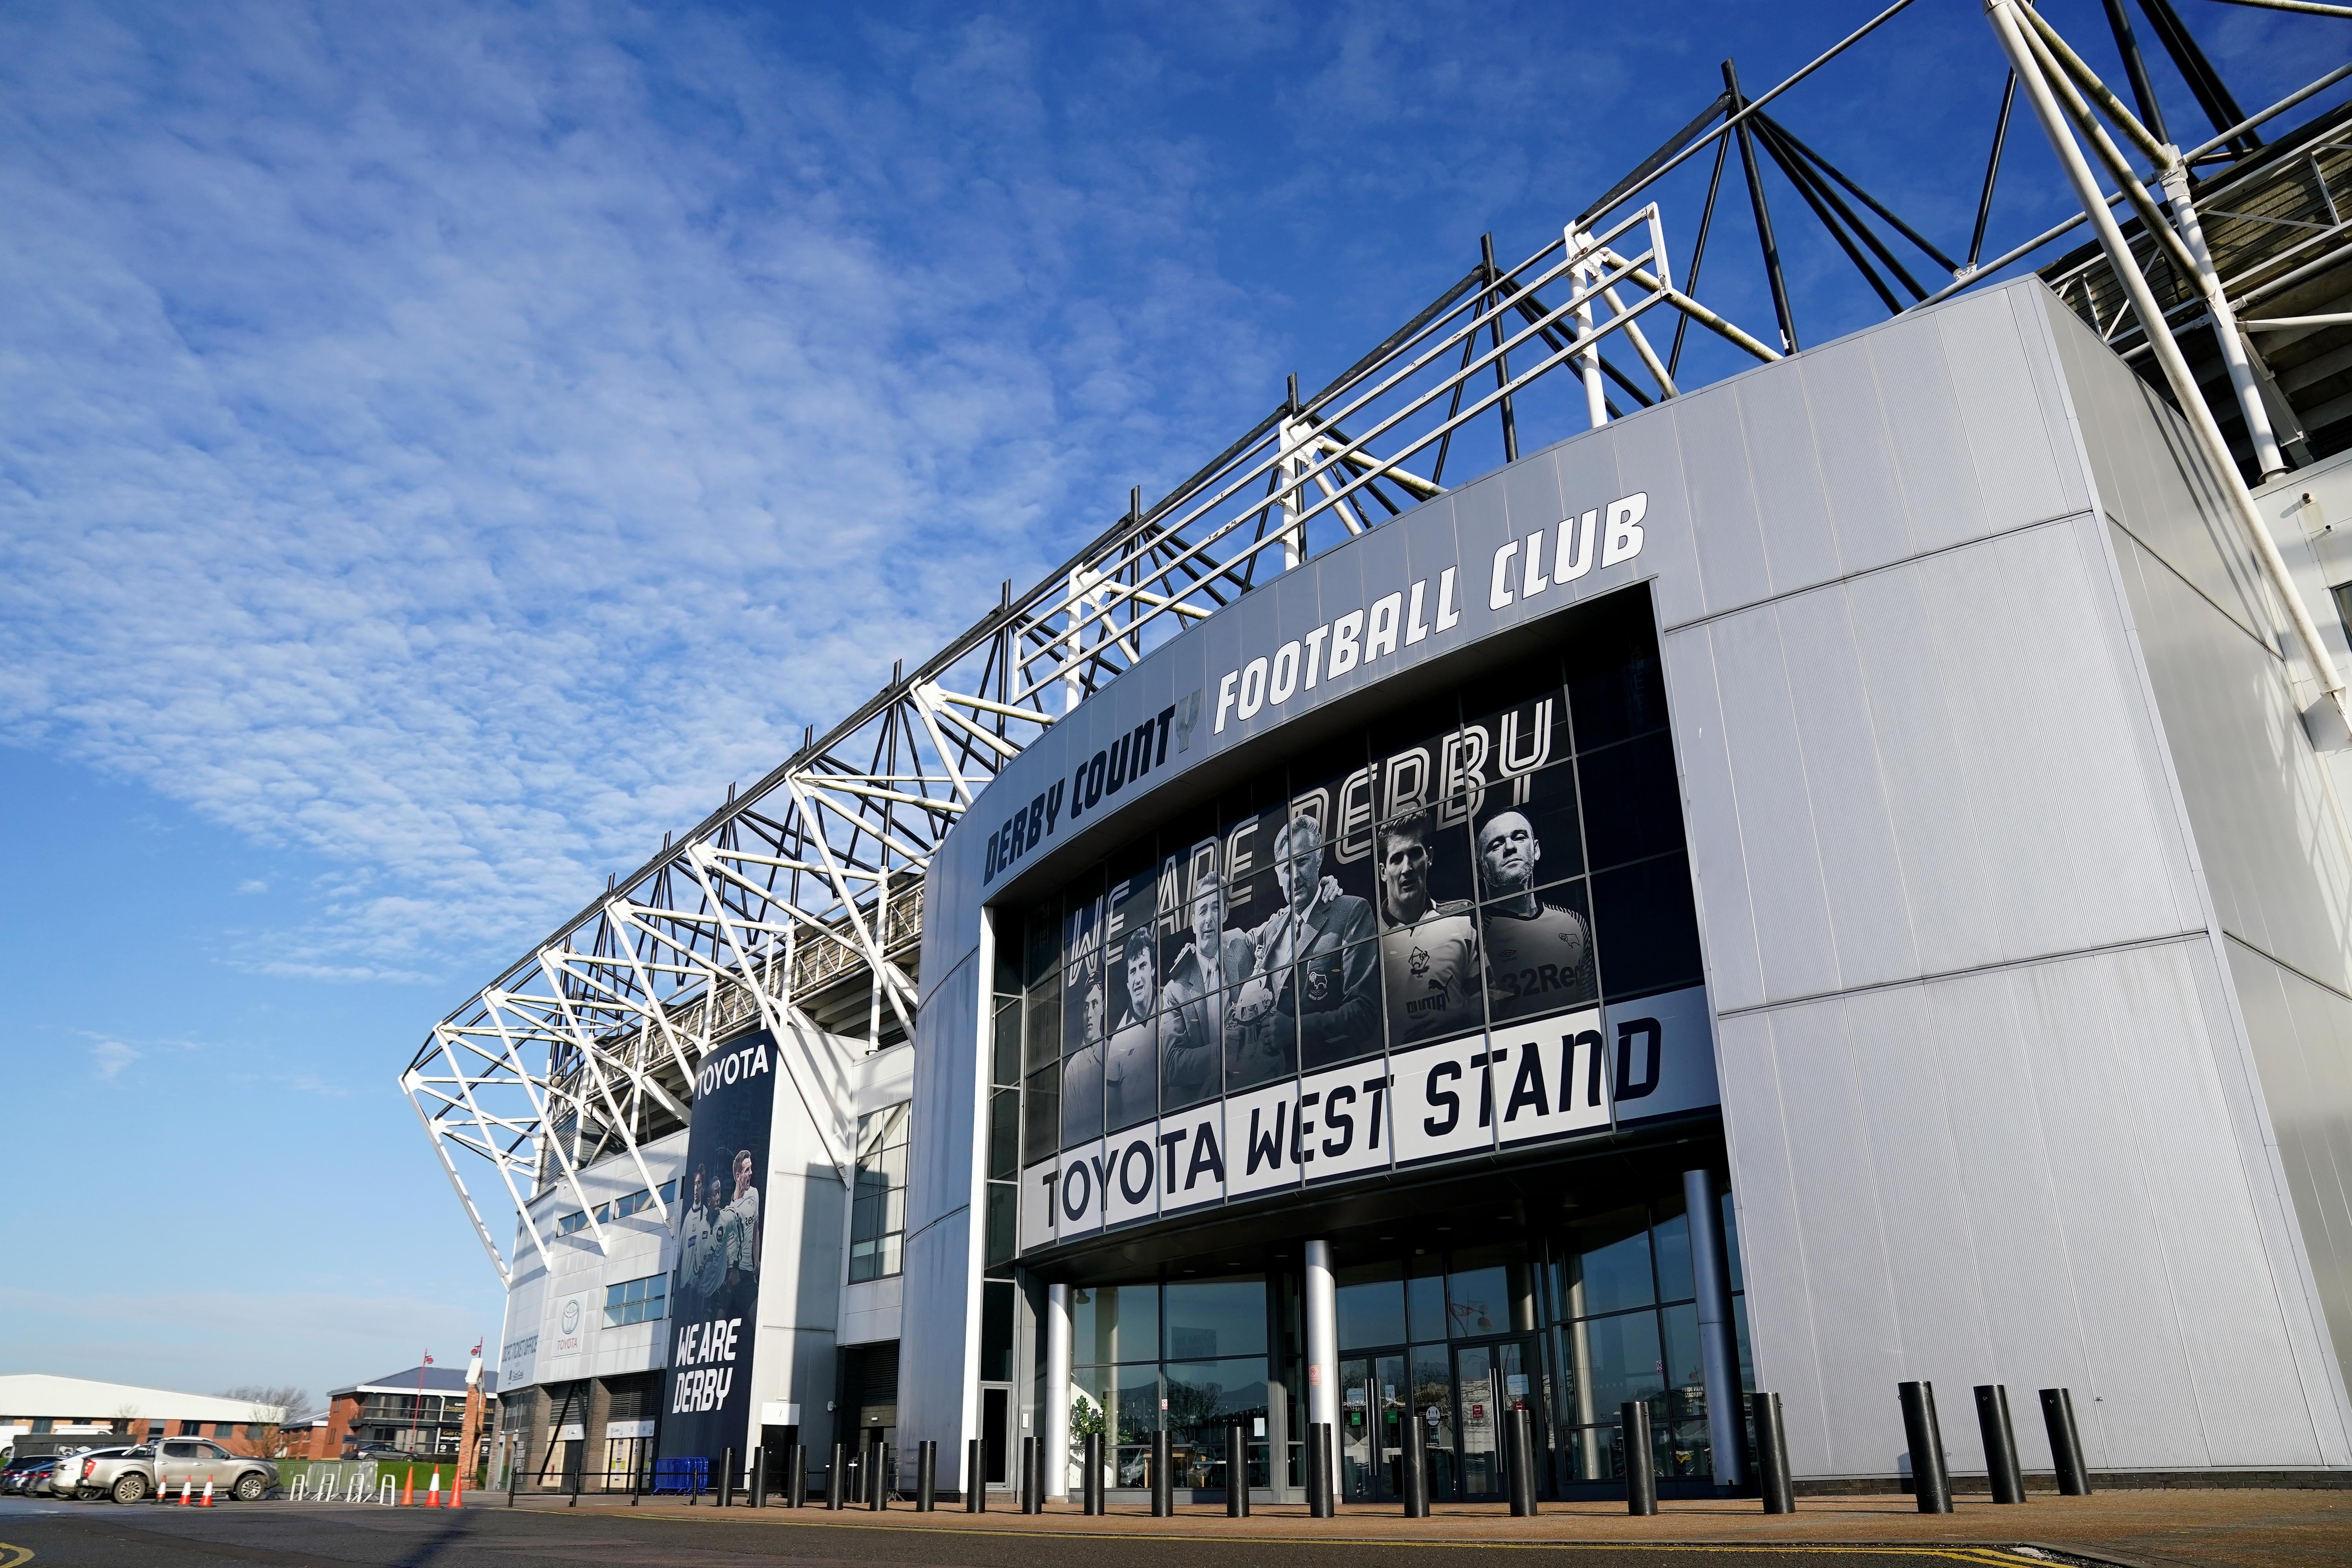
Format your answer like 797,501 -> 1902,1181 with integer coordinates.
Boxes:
89,1038 -> 142,1081
236,878 -> 269,895
0,2 -> 1281,978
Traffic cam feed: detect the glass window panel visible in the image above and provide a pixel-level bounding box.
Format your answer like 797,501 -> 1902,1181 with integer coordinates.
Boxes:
1334,1263 -> 1407,1350
993,911 -> 1023,996
1297,937 -> 1385,1074
1370,694 -> 1463,822
991,999 -> 1022,1087
1480,877 -> 1595,1026
1591,853 -> 1704,999
1064,944 -> 1109,1059
1164,1276 -> 1267,1359
1103,1008 -> 1158,1134
1062,1040 -> 1104,1147
1446,1244 -> 1536,1336
987,1089 -> 1019,1181
1405,1257 -> 1447,1344
1074,1364 -> 1162,1445
1158,944 -> 1223,1113
1577,732 -> 1685,871
1408,1342 -> 1457,1494
1567,1308 -> 1664,1419
1722,1191 -> 1744,1294
1162,1357 -> 1270,1446
1462,654 -> 1569,783
1562,584 -> 1668,751
1110,916 -> 1163,1042
983,1184 -> 1015,1269
1374,806 -> 1478,931
1024,982 -> 1062,1073
1072,1283 -> 1160,1367
1223,974 -> 1296,1095
1021,1066 -> 1059,1167
1653,1207 -> 1694,1305
1565,1207 -> 1655,1318
1023,903 -> 1059,988
1473,761 -> 1584,898
1660,1303 -> 1707,1426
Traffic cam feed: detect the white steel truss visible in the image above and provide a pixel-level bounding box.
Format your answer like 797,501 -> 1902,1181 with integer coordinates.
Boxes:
405,0 -> 2352,1284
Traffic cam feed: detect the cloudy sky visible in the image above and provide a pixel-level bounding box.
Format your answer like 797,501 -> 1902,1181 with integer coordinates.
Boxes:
0,0 -> 2336,1410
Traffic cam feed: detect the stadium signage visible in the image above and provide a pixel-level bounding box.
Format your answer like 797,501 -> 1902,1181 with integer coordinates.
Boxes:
1210,492 -> 1647,736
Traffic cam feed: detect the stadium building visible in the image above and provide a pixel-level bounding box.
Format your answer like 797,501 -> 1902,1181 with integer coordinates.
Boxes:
412,4 -> 2352,1503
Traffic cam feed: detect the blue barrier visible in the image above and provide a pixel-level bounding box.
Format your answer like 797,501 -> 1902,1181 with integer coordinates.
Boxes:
652,1457 -> 707,1495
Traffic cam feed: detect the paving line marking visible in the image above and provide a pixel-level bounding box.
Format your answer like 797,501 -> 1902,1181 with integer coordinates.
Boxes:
588,1510 -> 2061,1566
0,1544 -> 32,1568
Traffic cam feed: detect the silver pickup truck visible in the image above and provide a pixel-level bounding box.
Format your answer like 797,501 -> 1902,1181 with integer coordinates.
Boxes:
56,1439 -> 277,1503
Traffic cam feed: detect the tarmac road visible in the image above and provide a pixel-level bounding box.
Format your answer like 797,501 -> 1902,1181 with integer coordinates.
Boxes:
0,1497 -> 2112,1568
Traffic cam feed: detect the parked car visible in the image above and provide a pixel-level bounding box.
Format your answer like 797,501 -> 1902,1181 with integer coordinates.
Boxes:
58,1439 -> 278,1503
7,1456 -> 62,1497
351,1443 -> 415,1461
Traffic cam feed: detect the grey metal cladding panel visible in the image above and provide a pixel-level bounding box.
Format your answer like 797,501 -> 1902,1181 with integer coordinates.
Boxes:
1869,309 -> 1993,558
1392,496 -> 1472,684
1770,592 -> 1921,991
1671,382 -> 1772,616
1607,399 -> 1706,628
2036,292 -> 2271,639
1844,985 -> 1998,1460
1840,563 -> 2007,976
1710,1012 -> 1826,1464
1737,367 -> 1842,597
2011,949 -> 2210,1468
2229,941 -> 2352,1400
1756,1001 -> 1909,1478
1662,627 -> 1767,1011
1924,969 -> 2097,1428
897,1206 -> 975,1457
1935,289 -> 2081,532
2103,941 -> 2327,1464
2117,523 -> 2352,991
907,947 -> 981,1243
1918,523 -> 2188,962
1705,608 -> 1842,1001
1800,335 -> 1917,579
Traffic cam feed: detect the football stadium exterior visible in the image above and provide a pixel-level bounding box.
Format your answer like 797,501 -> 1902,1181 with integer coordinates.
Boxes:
413,5 -> 2352,1508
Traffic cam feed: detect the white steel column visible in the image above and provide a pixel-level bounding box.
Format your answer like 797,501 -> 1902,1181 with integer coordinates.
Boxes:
1045,1282 -> 1073,1499
1303,1240 -> 1340,1440
1683,1169 -> 1747,1489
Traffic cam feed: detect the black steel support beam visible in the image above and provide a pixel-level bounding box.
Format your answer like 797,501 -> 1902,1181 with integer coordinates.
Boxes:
2102,0 -> 2172,145
1969,73 -> 2019,270
2136,0 -> 2258,154
1725,58 -> 1801,352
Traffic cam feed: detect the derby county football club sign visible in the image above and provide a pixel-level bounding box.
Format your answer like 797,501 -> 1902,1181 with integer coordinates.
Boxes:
657,1029 -> 776,1470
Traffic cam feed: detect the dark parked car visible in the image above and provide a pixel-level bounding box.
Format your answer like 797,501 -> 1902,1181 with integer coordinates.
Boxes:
3,1456 -> 61,1496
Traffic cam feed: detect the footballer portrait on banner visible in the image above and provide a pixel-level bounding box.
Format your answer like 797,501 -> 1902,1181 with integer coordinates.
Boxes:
1376,808 -> 1485,1047
1474,768 -> 1596,1023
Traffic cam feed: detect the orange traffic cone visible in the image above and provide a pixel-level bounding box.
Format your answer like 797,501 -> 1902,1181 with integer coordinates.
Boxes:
426,1470 -> 440,1507
401,1470 -> 414,1506
200,1479 -> 215,1507
450,1472 -> 464,1509
177,1479 -> 191,1505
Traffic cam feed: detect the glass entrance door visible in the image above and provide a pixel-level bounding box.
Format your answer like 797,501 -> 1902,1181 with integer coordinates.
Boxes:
1337,1354 -> 1405,1501
1453,1340 -> 1541,1501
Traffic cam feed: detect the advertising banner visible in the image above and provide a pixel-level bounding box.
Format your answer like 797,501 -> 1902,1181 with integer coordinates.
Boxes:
657,1029 -> 777,1466
1012,589 -> 1720,1256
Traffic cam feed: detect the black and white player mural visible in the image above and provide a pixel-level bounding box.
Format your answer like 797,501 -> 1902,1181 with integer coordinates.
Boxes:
1016,590 -> 1715,1252
659,1029 -> 774,1465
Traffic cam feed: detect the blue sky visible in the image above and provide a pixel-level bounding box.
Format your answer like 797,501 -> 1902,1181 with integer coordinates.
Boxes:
1,0 -> 2339,1413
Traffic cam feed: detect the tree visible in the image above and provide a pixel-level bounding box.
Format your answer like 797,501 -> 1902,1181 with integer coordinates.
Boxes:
216,1386 -> 310,1458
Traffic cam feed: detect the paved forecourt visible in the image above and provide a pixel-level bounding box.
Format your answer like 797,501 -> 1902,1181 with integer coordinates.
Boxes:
4,1488 -> 2350,1568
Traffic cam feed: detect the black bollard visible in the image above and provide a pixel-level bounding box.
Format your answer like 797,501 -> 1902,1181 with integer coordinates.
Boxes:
871,1441 -> 888,1510
917,1440 -> 936,1512
965,1438 -> 984,1512
1308,1422 -> 1336,1518
1751,1392 -> 1795,1514
1224,1420 -> 1248,1517
2038,1388 -> 2091,1496
827,1443 -> 846,1510
1149,1430 -> 1173,1517
1401,1406 -> 1430,1518
787,1444 -> 807,1508
1621,1401 -> 1657,1516
1898,1382 -> 1953,1514
751,1448 -> 767,1509
1975,1385 -> 2025,1504
720,1447 -> 734,1508
1083,1432 -> 1105,1515
1507,1407 -> 1539,1517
